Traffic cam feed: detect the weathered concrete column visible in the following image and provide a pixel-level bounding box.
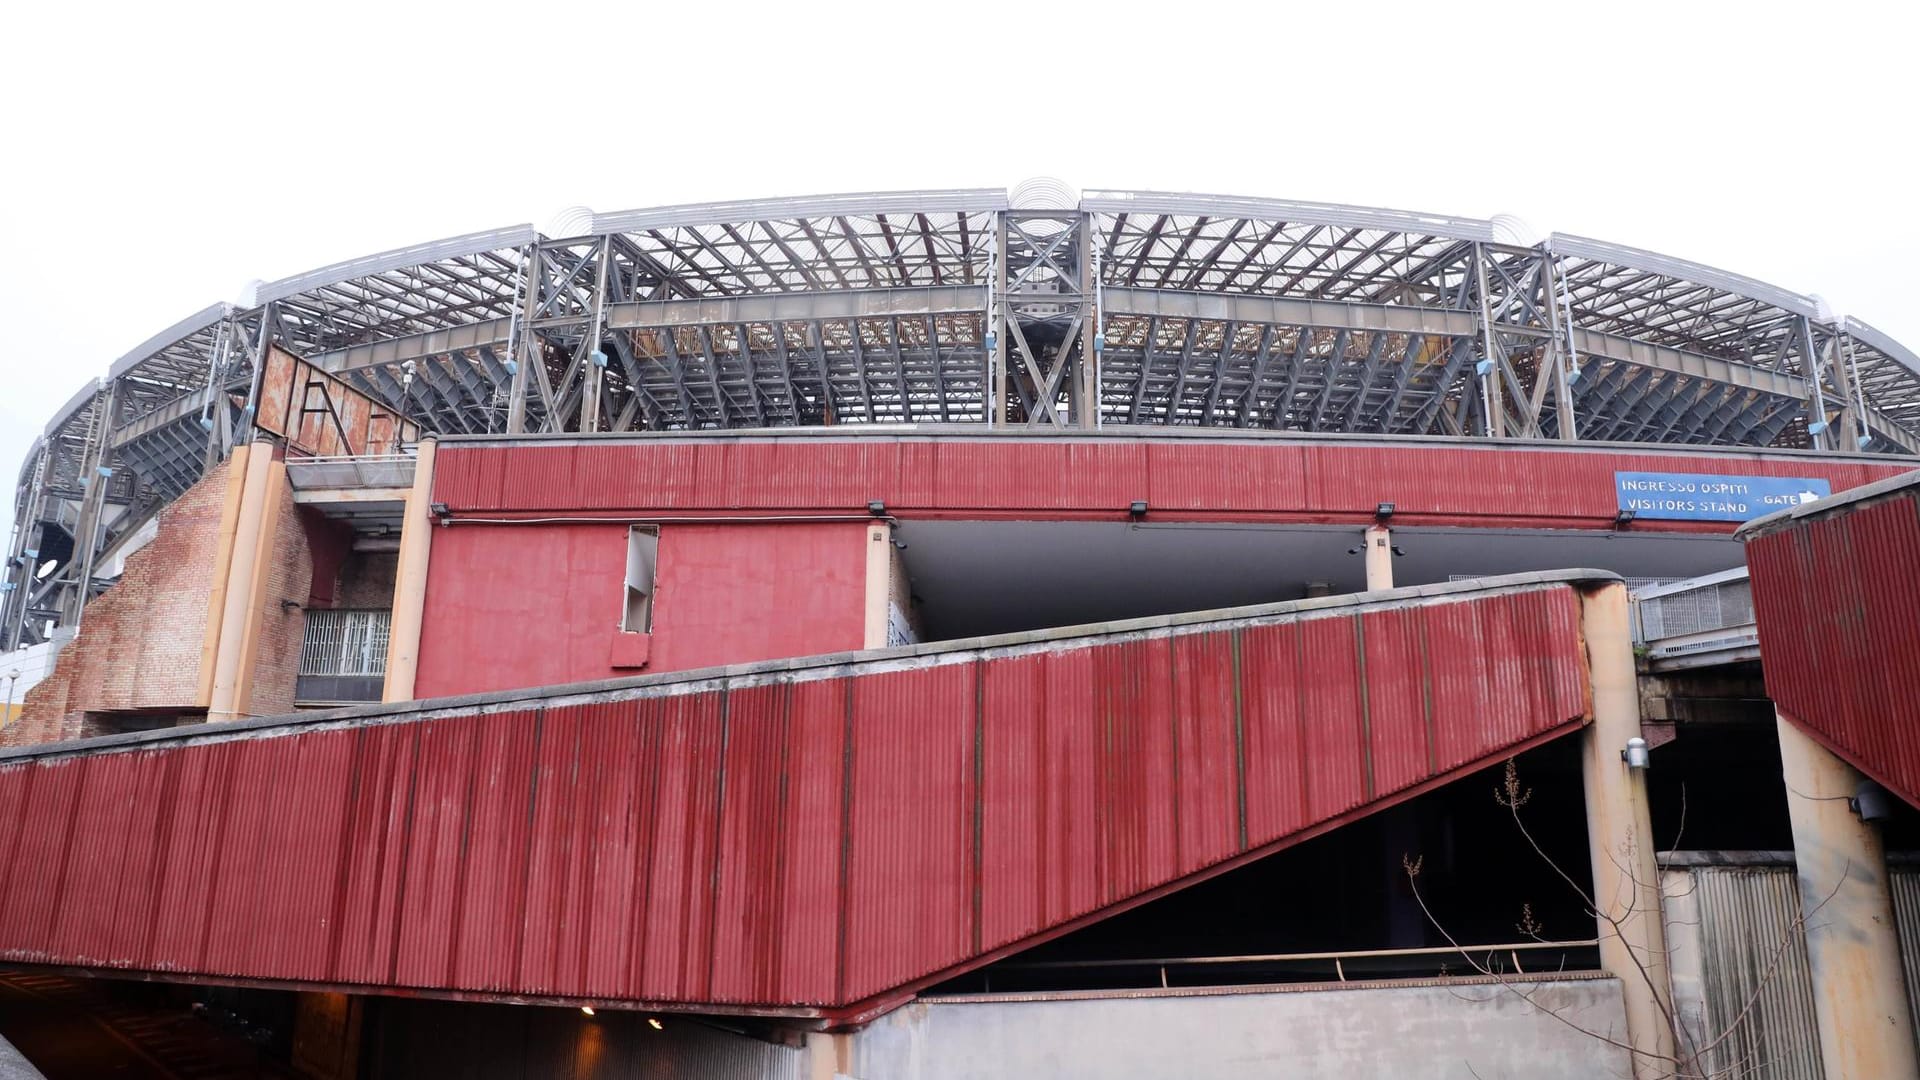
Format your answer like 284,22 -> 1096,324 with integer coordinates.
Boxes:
862,521 -> 892,649
1579,580 -> 1676,1078
195,445 -> 253,707
383,437 -> 437,702
207,441 -> 280,722
1777,714 -> 1919,1080
1363,524 -> 1392,591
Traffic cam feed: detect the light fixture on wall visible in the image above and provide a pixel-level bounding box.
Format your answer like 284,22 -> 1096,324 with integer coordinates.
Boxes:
1851,780 -> 1895,823
1129,500 -> 1148,519
867,500 -> 887,517
1375,502 -> 1395,521
1620,736 -> 1650,769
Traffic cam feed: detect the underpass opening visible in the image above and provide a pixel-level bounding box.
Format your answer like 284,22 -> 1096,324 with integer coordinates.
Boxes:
933,737 -> 1599,995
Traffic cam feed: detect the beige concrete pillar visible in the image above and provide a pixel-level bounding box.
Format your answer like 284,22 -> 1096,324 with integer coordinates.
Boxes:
195,445 -> 253,706
207,442 -> 279,722
1579,581 -> 1677,1078
806,1031 -> 852,1080
1778,714 -> 1919,1080
383,437 -> 437,702
862,522 -> 892,649
1363,524 -> 1393,591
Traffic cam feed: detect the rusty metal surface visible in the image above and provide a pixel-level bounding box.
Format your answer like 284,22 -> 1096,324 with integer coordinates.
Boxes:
1745,488 -> 1920,807
0,582 -> 1592,1017
431,435 -> 1903,528
1672,864 -> 1824,1080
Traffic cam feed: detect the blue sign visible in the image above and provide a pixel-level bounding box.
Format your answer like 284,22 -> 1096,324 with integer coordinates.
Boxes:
1615,472 -> 1829,522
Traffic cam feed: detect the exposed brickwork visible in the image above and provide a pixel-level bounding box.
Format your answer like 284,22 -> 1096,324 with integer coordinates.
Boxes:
5,462 -> 233,747
246,490 -> 315,718
6,455 -> 322,748
332,550 -> 397,610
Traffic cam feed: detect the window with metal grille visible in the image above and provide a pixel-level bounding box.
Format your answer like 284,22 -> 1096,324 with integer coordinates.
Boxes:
299,610 -> 391,677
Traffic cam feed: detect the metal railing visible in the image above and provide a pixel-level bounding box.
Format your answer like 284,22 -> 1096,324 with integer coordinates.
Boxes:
1631,568 -> 1758,671
296,609 -> 390,703
993,938 -> 1601,991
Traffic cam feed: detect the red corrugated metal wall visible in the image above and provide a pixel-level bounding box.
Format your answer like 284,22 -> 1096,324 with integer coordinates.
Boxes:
432,438 -> 1904,527
1746,490 -> 1920,807
413,521 -> 869,697
0,584 -> 1593,1016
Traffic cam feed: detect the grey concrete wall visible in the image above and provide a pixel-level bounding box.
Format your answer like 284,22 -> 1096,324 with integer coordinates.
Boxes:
849,977 -> 1631,1080
0,1035 -> 45,1080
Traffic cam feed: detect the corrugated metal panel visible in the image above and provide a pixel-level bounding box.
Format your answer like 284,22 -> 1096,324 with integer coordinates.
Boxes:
1672,865 -> 1823,1080
1747,490 -> 1920,807
1893,869 -> 1920,1040
432,438 -> 1903,527
0,582 -> 1593,1017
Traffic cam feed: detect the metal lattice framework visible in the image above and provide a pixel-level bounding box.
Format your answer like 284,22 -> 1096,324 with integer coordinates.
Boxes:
9,183 -> 1920,646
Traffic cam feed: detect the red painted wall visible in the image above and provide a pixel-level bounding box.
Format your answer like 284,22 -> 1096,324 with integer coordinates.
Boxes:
432,435 -> 1909,532
415,521 -> 867,697
1745,483 -> 1920,808
0,579 -> 1593,1018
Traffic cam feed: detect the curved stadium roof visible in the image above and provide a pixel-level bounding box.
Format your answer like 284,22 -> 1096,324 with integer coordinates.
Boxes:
9,184 -> 1919,643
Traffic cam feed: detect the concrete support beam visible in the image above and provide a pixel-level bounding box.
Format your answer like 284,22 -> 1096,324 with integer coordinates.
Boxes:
1363,524 -> 1392,591
207,442 -> 279,723
1578,581 -> 1677,1078
1777,714 -> 1919,1080
383,438 -> 438,702
195,447 -> 252,707
862,522 -> 892,650
226,453 -> 289,718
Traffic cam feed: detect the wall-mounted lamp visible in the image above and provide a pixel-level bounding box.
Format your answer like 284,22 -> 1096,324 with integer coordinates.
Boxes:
1621,736 -> 1650,769
429,501 -> 450,518
867,500 -> 887,517
647,1017 -> 665,1031
580,1006 -> 596,1017
1129,500 -> 1149,519
279,598 -> 303,613
1851,780 -> 1895,823
1391,545 -> 1407,557
1375,502 -> 1395,521
1614,509 -> 1636,528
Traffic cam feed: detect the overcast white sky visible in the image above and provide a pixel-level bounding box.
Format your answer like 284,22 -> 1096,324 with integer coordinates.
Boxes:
2,0 -> 1916,539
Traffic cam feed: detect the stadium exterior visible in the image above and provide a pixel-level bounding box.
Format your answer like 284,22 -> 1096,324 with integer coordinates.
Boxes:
11,182 -> 1920,649
2,183 -> 1920,1078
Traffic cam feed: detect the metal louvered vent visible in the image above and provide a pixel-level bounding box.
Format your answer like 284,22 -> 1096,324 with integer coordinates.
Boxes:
1637,575 -> 1754,640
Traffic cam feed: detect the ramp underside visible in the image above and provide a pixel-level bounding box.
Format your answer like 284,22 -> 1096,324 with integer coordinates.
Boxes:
1746,490 -> 1920,808
0,579 -> 1594,1020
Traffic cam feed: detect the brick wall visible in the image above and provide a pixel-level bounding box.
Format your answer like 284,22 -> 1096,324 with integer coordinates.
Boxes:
245,492 -> 315,718
6,454 -> 321,748
5,462 -> 234,747
333,550 -> 397,610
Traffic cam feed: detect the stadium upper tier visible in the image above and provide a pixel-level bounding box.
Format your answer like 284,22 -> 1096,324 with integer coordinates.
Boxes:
9,183 -> 1920,642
